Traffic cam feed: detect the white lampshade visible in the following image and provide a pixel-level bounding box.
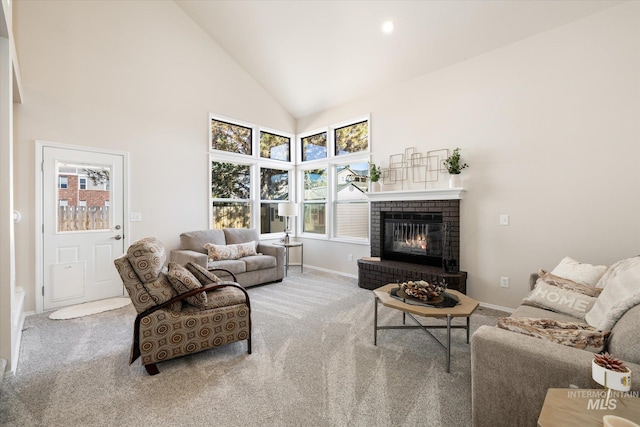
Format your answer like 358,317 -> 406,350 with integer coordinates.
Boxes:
278,203 -> 298,217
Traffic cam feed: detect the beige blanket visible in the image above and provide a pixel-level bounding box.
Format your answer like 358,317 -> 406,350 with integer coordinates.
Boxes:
497,317 -> 610,353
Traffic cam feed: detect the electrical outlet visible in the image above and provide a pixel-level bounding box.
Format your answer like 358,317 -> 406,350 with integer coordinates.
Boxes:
499,214 -> 509,226
500,276 -> 510,288
348,254 -> 353,262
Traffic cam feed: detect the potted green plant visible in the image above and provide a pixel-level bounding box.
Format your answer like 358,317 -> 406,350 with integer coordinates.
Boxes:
369,161 -> 382,192
443,148 -> 468,188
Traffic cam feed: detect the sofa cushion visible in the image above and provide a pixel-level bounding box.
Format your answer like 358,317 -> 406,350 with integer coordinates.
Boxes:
607,304 -> 640,365
223,228 -> 259,245
523,272 -> 601,320
127,237 -> 166,283
207,259 -> 247,275
550,256 -> 608,287
166,262 -> 207,308
585,256 -> 640,331
244,255 -> 277,272
204,242 -> 257,261
180,229 -> 226,254
185,262 -> 221,285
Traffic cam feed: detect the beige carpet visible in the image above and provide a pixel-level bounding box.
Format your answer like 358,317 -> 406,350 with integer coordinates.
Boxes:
1,270 -> 505,426
48,297 -> 132,320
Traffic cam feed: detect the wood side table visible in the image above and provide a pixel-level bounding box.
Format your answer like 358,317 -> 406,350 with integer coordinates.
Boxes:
538,388 -> 640,426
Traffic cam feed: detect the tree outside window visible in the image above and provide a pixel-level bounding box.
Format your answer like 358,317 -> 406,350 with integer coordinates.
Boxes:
211,161 -> 251,229
260,131 -> 290,162
211,118 -> 252,155
301,132 -> 327,162
335,121 -> 368,156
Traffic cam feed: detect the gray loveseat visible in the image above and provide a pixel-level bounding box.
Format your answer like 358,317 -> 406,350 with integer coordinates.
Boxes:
471,272 -> 640,427
170,228 -> 284,287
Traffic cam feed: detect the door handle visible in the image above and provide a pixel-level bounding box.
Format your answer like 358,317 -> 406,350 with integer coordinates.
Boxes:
113,235 -> 122,240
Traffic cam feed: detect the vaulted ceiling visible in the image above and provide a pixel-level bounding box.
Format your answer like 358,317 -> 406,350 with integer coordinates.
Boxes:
176,0 -> 623,119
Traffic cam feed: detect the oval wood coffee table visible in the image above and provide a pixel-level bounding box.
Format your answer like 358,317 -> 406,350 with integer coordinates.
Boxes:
373,283 -> 479,373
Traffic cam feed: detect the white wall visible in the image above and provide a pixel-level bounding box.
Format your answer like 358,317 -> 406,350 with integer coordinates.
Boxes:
297,2 -> 640,308
12,0 -> 295,313
10,1 -> 640,313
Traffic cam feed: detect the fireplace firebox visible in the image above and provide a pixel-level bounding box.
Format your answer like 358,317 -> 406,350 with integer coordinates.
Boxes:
382,212 -> 444,266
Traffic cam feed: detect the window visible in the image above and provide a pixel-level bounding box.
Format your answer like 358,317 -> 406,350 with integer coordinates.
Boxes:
298,117 -> 370,242
260,167 -> 289,234
301,132 -> 327,162
334,162 -> 369,239
59,199 -> 68,207
59,176 -> 68,189
211,161 -> 251,229
211,118 -> 252,155
208,113 -> 369,242
78,200 -> 87,207
79,177 -> 87,190
335,120 -> 368,156
260,131 -> 290,162
302,168 -> 327,234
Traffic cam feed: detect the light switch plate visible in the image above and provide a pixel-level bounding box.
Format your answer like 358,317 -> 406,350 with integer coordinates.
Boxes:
130,212 -> 142,222
499,214 -> 509,226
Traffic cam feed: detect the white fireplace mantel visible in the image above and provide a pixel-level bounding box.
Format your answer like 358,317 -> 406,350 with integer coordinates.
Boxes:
366,188 -> 464,202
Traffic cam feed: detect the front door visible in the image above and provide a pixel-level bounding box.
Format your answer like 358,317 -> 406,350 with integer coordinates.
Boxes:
42,146 -> 125,310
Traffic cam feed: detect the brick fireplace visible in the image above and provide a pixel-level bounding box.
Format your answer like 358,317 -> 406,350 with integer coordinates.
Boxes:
358,189 -> 467,293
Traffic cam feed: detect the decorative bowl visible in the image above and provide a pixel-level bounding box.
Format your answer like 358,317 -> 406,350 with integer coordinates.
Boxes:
399,280 -> 445,302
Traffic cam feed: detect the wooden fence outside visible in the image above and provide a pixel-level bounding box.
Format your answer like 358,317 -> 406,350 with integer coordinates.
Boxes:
58,206 -> 110,231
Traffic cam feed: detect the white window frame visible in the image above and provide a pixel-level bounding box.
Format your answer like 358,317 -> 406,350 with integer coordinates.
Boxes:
297,115 -> 371,244
209,114 -> 295,238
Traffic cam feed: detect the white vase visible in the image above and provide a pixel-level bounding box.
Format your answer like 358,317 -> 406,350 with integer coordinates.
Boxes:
370,181 -> 380,192
449,174 -> 461,188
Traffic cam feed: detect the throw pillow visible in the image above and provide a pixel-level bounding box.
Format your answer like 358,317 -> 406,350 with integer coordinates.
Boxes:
204,241 -> 257,261
185,262 -> 222,285
497,317 -> 609,353
522,271 -> 602,320
166,262 -> 208,308
550,256 -> 608,287
585,256 -> 640,331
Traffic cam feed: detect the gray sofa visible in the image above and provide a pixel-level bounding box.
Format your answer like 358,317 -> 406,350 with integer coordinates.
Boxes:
471,273 -> 640,427
169,228 -> 284,287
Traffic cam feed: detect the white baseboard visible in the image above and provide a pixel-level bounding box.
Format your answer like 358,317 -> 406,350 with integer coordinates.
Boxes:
9,287 -> 26,375
479,301 -> 514,313
303,264 -> 358,280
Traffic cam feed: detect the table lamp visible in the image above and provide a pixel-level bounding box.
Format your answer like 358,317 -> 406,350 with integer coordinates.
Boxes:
278,202 -> 298,244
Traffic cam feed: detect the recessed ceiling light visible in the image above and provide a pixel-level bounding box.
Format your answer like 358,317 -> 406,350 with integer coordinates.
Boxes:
381,21 -> 395,34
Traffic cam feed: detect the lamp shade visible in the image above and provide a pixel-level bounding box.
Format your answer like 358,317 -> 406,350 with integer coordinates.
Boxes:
278,203 -> 298,217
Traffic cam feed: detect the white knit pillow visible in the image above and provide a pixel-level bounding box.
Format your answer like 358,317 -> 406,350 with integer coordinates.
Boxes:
550,257 -> 608,287
585,256 -> 640,331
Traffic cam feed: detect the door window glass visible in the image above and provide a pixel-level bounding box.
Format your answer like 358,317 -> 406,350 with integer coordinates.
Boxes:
57,163 -> 111,232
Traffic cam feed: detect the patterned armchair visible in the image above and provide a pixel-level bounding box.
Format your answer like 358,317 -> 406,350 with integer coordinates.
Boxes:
114,237 -> 251,375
